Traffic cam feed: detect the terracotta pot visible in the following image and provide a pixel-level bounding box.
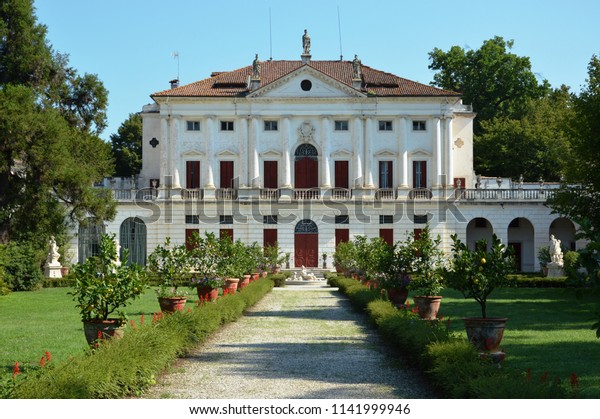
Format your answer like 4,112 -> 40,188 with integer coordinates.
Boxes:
387,287 -> 409,307
413,296 -> 442,320
83,319 -> 125,345
158,296 -> 187,313
261,271 -> 268,278
239,274 -> 251,289
224,278 -> 240,294
463,317 -> 508,353
197,286 -> 219,302
251,273 -> 260,282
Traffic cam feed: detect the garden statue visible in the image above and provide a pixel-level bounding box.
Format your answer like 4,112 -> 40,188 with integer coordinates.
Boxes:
546,234 -> 564,278
44,236 -> 63,278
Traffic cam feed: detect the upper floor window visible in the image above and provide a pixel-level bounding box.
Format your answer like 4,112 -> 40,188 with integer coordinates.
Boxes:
264,120 -> 278,131
187,121 -> 200,131
379,215 -> 394,224
220,121 -> 234,131
335,215 -> 349,224
185,215 -> 200,224
219,215 -> 233,224
379,120 -> 393,131
413,120 -> 426,131
334,120 -> 349,131
263,215 -> 278,225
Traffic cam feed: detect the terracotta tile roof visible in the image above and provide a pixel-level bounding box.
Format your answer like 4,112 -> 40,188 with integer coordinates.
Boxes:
151,60 -> 459,98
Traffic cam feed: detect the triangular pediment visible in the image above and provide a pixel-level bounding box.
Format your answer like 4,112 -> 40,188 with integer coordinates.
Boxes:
409,148 -> 432,157
260,149 -> 282,157
181,150 -> 205,158
216,149 -> 239,157
330,148 -> 353,158
247,65 -> 366,99
374,149 -> 397,157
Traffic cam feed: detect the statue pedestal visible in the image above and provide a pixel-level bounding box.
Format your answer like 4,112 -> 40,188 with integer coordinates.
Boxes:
546,262 -> 564,278
44,262 -> 63,279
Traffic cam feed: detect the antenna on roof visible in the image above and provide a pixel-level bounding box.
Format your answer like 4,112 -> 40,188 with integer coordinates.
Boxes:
269,8 -> 273,61
337,6 -> 343,61
172,51 -> 180,81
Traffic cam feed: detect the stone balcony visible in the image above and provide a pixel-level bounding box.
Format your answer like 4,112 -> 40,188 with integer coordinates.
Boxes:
108,186 -> 557,203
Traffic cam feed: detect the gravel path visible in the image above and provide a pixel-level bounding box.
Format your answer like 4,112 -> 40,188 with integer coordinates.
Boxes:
142,283 -> 436,399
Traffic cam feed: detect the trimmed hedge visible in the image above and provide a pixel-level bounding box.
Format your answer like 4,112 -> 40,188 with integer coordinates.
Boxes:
330,275 -> 571,398
9,278 -> 274,399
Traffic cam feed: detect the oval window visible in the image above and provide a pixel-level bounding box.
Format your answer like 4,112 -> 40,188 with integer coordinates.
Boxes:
300,79 -> 312,91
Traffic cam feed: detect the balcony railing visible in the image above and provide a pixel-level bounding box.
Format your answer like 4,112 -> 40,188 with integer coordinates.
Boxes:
260,188 -> 281,200
375,188 -> 395,200
459,188 -> 556,201
216,188 -> 237,200
182,189 -> 204,200
331,188 -> 352,200
293,188 -> 320,200
408,188 -> 433,200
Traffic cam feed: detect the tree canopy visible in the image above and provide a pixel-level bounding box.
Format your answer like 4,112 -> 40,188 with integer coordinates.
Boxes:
111,113 -> 142,178
0,0 -> 115,248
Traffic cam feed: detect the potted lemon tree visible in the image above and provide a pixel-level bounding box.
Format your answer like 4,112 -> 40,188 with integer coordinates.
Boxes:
445,234 -> 515,358
148,237 -> 191,312
71,234 -> 147,344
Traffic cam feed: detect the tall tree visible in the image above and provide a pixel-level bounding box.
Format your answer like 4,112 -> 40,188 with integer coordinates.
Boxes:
429,36 -> 550,135
111,113 -> 142,178
0,0 -> 115,247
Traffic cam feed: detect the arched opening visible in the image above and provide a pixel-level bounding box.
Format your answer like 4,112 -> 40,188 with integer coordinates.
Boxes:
294,219 -> 318,267
78,218 -> 105,263
294,144 -> 318,189
120,217 -> 147,266
549,218 -> 577,251
466,217 -> 494,251
508,217 -> 535,272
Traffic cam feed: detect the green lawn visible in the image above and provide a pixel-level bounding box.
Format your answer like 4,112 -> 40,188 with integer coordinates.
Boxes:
435,288 -> 600,398
0,287 -> 198,375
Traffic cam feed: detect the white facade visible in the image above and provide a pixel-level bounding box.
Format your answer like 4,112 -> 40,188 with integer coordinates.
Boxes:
74,51 -> 577,272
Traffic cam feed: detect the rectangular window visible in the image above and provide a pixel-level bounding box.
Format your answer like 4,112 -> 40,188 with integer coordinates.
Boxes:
186,121 -> 200,131
186,161 -> 201,189
412,120 -> 426,131
220,121 -> 234,131
263,161 -> 278,189
335,215 -> 349,224
379,215 -> 394,224
413,161 -> 427,188
219,215 -> 233,224
379,229 -> 394,246
220,161 -> 234,188
413,215 -> 428,224
264,120 -> 278,131
185,215 -> 200,224
334,120 -> 349,131
263,215 -> 278,224
263,229 -> 277,248
379,161 -> 393,189
335,229 -> 350,247
378,120 -> 393,131
334,161 -> 349,189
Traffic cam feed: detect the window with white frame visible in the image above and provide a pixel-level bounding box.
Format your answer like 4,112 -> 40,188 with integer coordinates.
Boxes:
334,120 -> 349,131
378,120 -> 393,131
187,121 -> 200,131
264,120 -> 278,131
412,120 -> 426,131
220,121 -> 234,131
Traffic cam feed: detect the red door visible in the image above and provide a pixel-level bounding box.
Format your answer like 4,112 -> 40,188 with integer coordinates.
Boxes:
186,161 -> 201,189
334,161 -> 349,188
295,157 -> 318,188
379,229 -> 394,246
263,229 -> 277,247
335,229 -> 350,247
295,234 -> 318,267
220,161 -> 234,188
264,161 -> 278,189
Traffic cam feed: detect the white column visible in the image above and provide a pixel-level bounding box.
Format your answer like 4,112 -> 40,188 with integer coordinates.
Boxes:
250,117 -> 260,187
399,116 -> 409,187
282,116 -> 292,188
239,116 -> 248,187
321,117 -> 331,187
353,117 -> 363,188
434,117 -> 442,187
445,117 -> 454,186
171,116 -> 181,189
364,117 -> 374,188
160,117 -> 169,187
204,116 -> 215,188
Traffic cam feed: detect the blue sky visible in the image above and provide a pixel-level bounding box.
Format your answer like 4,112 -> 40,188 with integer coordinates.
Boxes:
34,0 -> 600,141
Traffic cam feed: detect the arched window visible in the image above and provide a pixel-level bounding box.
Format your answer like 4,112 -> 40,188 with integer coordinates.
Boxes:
120,217 -> 147,266
78,218 -> 105,263
294,143 -> 318,160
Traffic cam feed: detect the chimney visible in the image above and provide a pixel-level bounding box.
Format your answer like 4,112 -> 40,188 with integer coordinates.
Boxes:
169,79 -> 179,89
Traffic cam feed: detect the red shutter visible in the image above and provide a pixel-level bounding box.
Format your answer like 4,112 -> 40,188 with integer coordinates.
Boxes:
335,229 -> 350,247
334,161 -> 349,188
186,161 -> 200,189
220,161 -> 234,188
185,229 -> 199,251
263,229 -> 278,247
379,229 -> 394,246
264,161 -> 278,189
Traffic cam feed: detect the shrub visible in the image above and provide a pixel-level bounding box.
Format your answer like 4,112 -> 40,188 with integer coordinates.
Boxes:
270,273 -> 286,287
0,241 -> 44,291
10,278 -> 274,398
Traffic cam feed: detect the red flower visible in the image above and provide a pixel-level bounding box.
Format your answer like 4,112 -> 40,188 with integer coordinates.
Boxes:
12,361 -> 21,378
570,373 -> 579,390
97,330 -> 103,340
140,314 -> 145,325
39,356 -> 46,367
130,319 -> 136,329
541,372 -> 549,383
44,351 -> 52,363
